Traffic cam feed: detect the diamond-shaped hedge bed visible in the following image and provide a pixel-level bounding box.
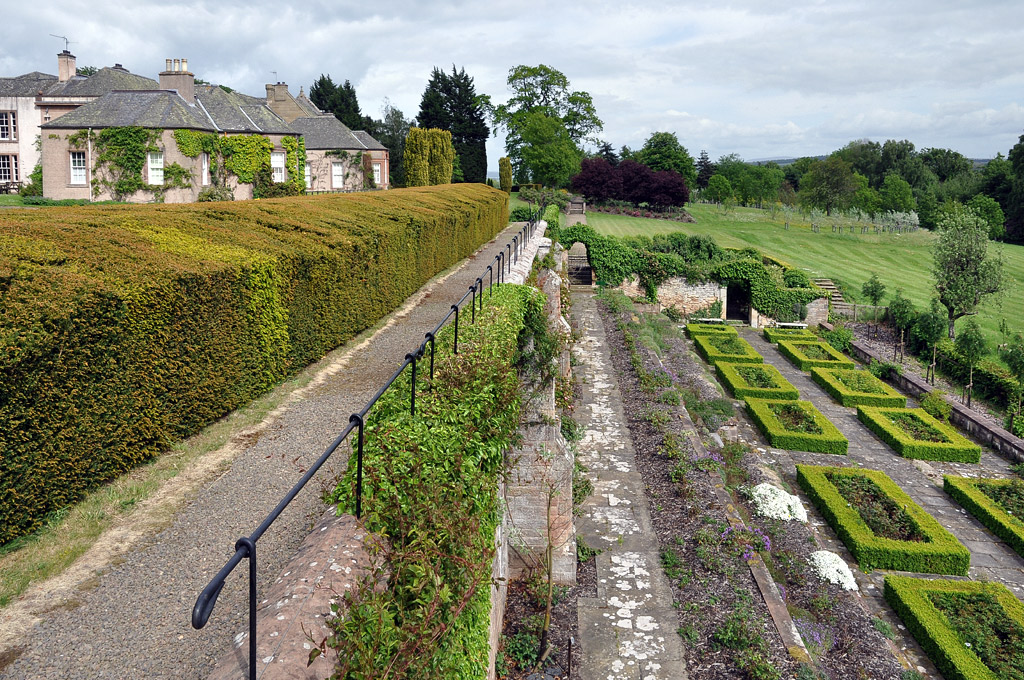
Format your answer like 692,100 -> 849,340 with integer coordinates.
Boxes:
778,340 -> 856,371
944,475 -> 1024,559
693,333 -> 763,365
685,323 -> 738,338
763,327 -> 817,343
746,398 -> 848,454
811,367 -> 906,408
717,363 -> 799,400
797,465 -> 970,575
885,575 -> 1024,680
857,406 -> 981,463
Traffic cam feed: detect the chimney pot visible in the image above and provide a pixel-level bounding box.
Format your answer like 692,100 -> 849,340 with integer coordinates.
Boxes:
174,59 -> 181,71
165,59 -> 172,71
182,58 -> 188,72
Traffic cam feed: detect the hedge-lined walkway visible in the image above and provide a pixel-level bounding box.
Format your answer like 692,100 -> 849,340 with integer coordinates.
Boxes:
1,221 -> 538,680
730,327 -> 1024,674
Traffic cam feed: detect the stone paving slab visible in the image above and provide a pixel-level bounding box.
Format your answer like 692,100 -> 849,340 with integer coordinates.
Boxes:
573,291 -> 687,680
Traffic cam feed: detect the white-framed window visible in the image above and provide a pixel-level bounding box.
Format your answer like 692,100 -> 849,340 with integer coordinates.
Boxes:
148,152 -> 164,185
271,151 -> 286,183
372,162 -> 382,186
202,153 -> 210,186
0,154 -> 18,182
0,112 -> 16,141
332,162 -> 344,189
304,163 -> 311,188
70,151 -> 86,184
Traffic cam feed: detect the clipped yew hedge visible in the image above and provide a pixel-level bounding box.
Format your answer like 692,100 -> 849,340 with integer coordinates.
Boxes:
885,575 -> 1024,680
763,327 -> 816,343
716,363 -> 799,400
778,340 -> 856,371
797,465 -> 969,575
692,333 -> 763,365
685,323 -> 737,338
944,476 -> 1024,559
811,367 -> 906,408
745,398 -> 848,454
0,184 -> 509,545
857,406 -> 981,463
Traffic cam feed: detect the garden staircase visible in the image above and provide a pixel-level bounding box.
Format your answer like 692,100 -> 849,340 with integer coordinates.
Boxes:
812,278 -> 844,303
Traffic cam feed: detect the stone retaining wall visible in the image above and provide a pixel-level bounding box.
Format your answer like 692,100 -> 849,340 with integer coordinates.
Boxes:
822,321 -> 1024,463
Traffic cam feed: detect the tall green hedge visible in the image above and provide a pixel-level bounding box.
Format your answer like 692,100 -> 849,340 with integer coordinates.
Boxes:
0,184 -> 509,545
944,475 -> 1024,560
404,127 -> 456,187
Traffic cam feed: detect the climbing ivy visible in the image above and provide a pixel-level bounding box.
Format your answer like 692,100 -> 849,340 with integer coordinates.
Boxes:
220,134 -> 273,185
172,129 -> 219,158
281,136 -> 307,193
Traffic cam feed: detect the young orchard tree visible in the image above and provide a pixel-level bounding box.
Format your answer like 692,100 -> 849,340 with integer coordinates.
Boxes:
1001,333 -> 1024,436
932,210 -> 1005,338
861,273 -> 886,336
888,288 -> 917,361
914,299 -> 947,385
954,318 -> 986,407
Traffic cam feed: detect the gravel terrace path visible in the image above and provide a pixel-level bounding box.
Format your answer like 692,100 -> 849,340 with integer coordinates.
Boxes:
1,221 -> 538,680
573,291 -> 688,680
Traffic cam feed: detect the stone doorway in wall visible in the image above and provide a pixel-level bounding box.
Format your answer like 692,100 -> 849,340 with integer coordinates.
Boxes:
725,281 -> 750,321
567,243 -> 593,286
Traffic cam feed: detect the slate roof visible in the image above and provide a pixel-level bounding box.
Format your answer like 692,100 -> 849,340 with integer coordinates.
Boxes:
195,86 -> 294,134
287,115 -> 366,150
42,67 -> 157,97
352,130 -> 385,151
41,90 -> 216,131
294,92 -> 322,118
0,71 -> 58,97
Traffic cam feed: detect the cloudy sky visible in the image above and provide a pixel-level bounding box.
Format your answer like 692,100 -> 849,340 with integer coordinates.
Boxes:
5,0 -> 1023,171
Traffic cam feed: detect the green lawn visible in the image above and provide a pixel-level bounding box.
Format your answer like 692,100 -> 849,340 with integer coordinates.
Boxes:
0,195 -> 26,206
586,205 -> 1024,360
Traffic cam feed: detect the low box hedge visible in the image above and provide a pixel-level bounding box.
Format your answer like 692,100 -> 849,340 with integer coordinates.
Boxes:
685,322 -> 737,338
944,475 -> 1024,559
716,363 -> 799,400
777,340 -> 856,371
693,333 -> 763,365
797,465 -> 970,574
0,184 -> 509,545
857,406 -> 981,463
885,575 -> 1024,680
811,367 -> 906,408
746,398 -> 848,454
763,327 -> 816,343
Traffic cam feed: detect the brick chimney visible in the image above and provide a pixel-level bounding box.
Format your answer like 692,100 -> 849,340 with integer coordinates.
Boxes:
57,50 -> 76,82
264,82 -> 305,123
159,57 -> 195,104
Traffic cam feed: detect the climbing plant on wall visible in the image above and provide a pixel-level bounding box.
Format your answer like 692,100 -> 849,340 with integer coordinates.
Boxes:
281,136 -> 307,193
69,127 -> 192,201
219,134 -> 273,185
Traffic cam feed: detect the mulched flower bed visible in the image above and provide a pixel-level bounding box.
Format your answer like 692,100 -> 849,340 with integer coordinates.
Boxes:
927,590 -> 1024,677
771,402 -> 825,434
978,479 -> 1024,517
887,412 -> 949,443
826,473 -> 927,542
597,298 -> 903,680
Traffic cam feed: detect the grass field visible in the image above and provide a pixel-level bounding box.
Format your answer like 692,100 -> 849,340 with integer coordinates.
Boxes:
586,204 -> 1024,361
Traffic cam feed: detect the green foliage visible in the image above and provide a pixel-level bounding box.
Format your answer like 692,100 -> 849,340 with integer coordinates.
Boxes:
921,390 -> 952,422
933,339 -> 1019,409
705,173 -> 733,203
889,288 -> 917,332
717,363 -> 799,400
945,475 -> 1024,562
798,465 -> 970,574
281,136 -> 307,193
637,131 -> 697,189
783,268 -> 811,288
0,184 -> 509,546
885,575 -> 1024,680
403,127 -> 456,187
862,273 -> 887,307
857,406 -> 980,463
81,127 -> 162,200
309,75 -> 373,132
968,193 -> 1006,240
693,333 -> 763,365
499,157 -> 512,193
172,129 -> 219,158
933,209 -> 1005,339
800,155 -> 857,215
821,324 -> 854,353
777,340 -> 856,371
518,112 -> 581,188
509,206 -> 534,222
685,323 -> 737,338
417,66 -> 489,183
323,285 -> 541,679
220,134 -> 273,185
879,174 -> 917,213
746,399 -> 848,454
811,368 -> 906,407
19,164 -> 43,197
762,327 -> 816,343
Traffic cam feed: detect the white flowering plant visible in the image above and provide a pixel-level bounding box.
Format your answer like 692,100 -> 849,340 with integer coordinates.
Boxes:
809,550 -> 858,591
750,482 -> 808,523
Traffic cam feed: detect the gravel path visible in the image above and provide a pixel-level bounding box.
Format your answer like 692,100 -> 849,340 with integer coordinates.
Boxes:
1,221 -> 534,680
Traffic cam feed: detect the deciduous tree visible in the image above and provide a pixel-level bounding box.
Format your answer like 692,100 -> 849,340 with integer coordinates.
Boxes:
372,99 -> 412,187
571,157 -> 621,203
879,173 -> 916,213
800,156 -> 856,215
637,132 -> 696,190
704,174 -> 733,204
954,318 -> 986,406
932,210 -> 1004,338
518,112 -> 580,188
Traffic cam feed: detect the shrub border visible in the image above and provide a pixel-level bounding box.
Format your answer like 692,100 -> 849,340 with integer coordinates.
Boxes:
944,475 -> 1024,559
857,406 -> 981,463
685,323 -> 737,338
811,367 -> 907,408
763,327 -> 817,343
693,333 -> 763,365
796,465 -> 970,574
716,362 -> 799,400
884,574 -> 1023,680
777,340 -> 856,371
746,399 -> 848,455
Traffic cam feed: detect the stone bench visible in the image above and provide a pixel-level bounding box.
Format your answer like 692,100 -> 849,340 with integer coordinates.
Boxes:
695,317 -> 724,324
775,322 -> 808,329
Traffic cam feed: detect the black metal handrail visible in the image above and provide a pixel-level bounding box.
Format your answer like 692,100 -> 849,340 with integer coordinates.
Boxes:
192,206 -> 543,680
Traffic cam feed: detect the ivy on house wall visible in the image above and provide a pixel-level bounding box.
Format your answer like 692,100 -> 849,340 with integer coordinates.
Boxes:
281,136 -> 307,193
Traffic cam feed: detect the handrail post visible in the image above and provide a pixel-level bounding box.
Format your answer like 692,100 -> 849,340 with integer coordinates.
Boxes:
487,265 -> 493,295
506,244 -> 511,274
406,353 -> 417,415
234,536 -> 257,680
451,304 -> 459,354
513,235 -> 518,264
497,251 -> 503,284
470,285 -> 477,324
425,332 -> 436,385
476,277 -> 483,314
349,414 -> 364,518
